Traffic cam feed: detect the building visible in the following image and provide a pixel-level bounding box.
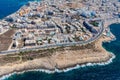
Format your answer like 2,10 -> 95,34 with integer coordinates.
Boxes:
25,40 -> 36,46
83,21 -> 98,34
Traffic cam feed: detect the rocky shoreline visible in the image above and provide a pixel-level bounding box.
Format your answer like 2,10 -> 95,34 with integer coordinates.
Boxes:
0,36 -> 115,77
0,0 -> 117,78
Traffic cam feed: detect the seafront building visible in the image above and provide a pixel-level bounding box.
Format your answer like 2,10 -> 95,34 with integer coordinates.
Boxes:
0,0 -> 119,52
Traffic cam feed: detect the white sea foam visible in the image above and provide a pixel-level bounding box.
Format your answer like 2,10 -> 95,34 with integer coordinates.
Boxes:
0,52 -> 115,80
0,73 -> 16,80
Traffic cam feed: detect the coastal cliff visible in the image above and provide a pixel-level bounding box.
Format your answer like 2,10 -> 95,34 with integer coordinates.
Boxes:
0,0 -> 118,78
0,35 -> 115,77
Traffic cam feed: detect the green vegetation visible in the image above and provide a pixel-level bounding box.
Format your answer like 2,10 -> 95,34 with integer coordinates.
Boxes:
47,38 -> 52,44
81,27 -> 86,33
0,41 -> 100,66
65,26 -> 71,33
90,21 -> 99,27
73,34 -> 80,41
10,24 -> 17,29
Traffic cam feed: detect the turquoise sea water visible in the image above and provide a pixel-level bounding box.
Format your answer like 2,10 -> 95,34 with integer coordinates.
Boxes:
1,0 -> 120,80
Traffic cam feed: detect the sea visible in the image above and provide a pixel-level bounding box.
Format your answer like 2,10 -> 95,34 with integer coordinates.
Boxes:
0,0 -> 120,80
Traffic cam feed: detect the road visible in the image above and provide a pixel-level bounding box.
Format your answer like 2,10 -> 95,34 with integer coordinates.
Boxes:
0,20 -> 104,54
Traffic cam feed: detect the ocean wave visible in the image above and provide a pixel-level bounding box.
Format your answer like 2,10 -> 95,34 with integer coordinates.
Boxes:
0,73 -> 15,80
0,52 -> 115,80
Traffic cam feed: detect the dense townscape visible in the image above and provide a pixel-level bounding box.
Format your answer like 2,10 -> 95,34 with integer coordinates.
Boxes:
0,0 -> 118,52
0,0 -> 119,78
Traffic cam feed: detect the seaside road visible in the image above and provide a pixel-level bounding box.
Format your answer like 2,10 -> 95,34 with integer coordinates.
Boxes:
0,20 -> 104,54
